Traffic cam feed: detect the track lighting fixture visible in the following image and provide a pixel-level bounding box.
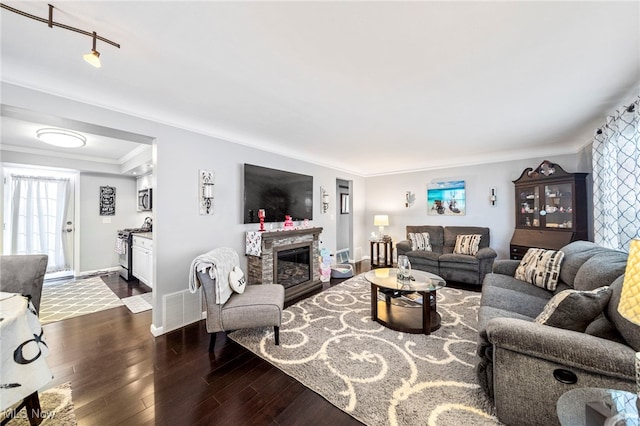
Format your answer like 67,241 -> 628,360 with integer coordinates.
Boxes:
0,3 -> 120,67
83,32 -> 101,68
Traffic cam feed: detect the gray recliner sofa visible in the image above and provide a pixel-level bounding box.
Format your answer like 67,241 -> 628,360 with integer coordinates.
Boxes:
477,241 -> 639,426
396,225 -> 497,285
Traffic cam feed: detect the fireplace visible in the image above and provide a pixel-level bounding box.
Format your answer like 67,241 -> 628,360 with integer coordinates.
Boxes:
247,227 -> 322,301
275,243 -> 311,289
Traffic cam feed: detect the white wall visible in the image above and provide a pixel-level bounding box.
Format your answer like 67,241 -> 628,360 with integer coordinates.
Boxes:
364,153 -> 590,260
2,83 -> 365,334
1,82 -> 594,335
78,173 -> 141,273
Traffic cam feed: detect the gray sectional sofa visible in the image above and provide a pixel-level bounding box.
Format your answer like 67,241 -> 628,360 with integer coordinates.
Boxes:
396,225 -> 497,285
477,241 -> 639,426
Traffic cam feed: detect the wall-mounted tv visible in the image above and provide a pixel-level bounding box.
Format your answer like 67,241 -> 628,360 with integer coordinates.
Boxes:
244,164 -> 313,224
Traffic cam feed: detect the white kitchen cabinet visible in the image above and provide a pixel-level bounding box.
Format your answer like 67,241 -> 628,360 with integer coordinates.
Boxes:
132,235 -> 153,288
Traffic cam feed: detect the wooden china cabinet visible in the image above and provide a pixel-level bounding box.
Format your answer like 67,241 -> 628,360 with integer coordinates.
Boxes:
509,160 -> 588,260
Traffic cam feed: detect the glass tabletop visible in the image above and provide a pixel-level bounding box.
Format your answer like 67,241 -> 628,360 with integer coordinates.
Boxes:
364,268 -> 446,292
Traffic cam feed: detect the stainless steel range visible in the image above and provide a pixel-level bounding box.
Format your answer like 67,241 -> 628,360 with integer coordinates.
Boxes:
117,219 -> 152,281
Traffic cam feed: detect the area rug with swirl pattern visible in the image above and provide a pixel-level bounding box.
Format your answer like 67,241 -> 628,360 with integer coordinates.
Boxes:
229,274 -> 500,426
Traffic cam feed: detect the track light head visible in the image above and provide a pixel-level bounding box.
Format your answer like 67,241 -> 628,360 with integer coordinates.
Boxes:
84,49 -> 101,68
84,31 -> 101,67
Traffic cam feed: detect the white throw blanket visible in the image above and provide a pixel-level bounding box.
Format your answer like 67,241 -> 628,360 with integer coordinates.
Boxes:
188,247 -> 238,305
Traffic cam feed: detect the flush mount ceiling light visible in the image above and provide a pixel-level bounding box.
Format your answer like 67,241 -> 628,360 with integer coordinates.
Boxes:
0,3 -> 120,67
36,128 -> 87,148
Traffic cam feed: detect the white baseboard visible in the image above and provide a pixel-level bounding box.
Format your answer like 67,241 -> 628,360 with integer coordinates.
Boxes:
150,324 -> 163,337
77,266 -> 120,277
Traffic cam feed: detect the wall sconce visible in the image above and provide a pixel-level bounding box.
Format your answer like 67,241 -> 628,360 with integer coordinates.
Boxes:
489,187 -> 497,207
321,186 -> 330,213
199,170 -> 214,215
405,191 -> 415,208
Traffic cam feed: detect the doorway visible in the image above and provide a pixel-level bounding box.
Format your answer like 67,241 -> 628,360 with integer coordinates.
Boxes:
2,166 -> 77,279
336,178 -> 353,262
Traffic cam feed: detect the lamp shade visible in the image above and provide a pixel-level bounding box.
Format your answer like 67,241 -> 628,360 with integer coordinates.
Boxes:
618,239 -> 640,326
374,215 -> 389,227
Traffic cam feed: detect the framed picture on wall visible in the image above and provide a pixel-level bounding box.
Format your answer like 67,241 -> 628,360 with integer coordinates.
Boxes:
340,193 -> 349,214
427,180 -> 465,216
99,186 -> 116,216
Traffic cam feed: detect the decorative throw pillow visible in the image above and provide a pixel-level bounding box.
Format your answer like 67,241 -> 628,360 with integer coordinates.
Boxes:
408,232 -> 432,251
535,286 -> 612,332
515,248 -> 565,291
453,234 -> 481,256
229,266 -> 246,294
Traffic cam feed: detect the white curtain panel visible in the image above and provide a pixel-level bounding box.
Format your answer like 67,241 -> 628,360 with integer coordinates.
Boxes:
592,96 -> 640,251
9,175 -> 71,273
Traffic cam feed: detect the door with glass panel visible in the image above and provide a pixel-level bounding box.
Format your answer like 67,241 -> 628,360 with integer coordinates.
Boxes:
3,168 -> 76,279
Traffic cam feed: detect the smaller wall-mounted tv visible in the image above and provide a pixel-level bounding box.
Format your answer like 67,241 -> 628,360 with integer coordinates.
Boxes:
244,164 -> 313,224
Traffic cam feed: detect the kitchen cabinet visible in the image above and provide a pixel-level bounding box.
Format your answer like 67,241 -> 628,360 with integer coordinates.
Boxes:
132,234 -> 153,288
510,160 -> 588,260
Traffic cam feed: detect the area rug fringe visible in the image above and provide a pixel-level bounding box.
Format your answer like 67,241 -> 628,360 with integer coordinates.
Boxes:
229,274 -> 500,426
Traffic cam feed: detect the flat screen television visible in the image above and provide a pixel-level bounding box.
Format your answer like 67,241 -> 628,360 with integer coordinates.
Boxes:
243,163 -> 313,224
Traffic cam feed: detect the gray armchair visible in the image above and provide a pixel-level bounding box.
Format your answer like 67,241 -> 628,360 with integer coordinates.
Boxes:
194,248 -> 284,351
0,254 -> 48,314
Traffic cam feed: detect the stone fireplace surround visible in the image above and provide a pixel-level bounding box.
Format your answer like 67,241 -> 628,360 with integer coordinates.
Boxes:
247,227 -> 323,301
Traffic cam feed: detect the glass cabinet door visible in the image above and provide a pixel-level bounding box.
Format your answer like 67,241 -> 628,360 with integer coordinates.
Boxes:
517,185 -> 540,228
543,183 -> 573,229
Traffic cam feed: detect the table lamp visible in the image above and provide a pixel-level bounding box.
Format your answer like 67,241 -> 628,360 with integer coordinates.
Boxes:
374,215 -> 389,239
617,238 -> 640,406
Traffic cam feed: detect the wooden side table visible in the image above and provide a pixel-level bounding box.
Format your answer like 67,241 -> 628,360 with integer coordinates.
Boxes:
370,239 -> 393,268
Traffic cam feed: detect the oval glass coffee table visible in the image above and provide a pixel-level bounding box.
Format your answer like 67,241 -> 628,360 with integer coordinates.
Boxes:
364,268 -> 446,335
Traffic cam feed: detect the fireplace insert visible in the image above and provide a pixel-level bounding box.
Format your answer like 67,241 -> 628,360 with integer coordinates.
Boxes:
276,245 -> 311,289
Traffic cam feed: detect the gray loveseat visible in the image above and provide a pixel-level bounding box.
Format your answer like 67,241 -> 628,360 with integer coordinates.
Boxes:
396,226 -> 497,285
477,241 -> 639,426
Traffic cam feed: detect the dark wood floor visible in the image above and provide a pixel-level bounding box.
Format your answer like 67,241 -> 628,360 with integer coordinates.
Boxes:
42,264 -> 370,426
100,274 -> 152,299
42,262 -> 480,425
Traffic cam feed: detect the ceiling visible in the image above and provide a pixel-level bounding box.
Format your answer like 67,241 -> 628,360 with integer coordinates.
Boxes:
1,1 -> 638,176
0,105 -> 153,175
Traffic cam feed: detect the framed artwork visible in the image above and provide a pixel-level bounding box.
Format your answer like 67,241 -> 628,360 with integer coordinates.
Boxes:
427,180 -> 465,216
340,193 -> 350,214
99,186 -> 116,216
